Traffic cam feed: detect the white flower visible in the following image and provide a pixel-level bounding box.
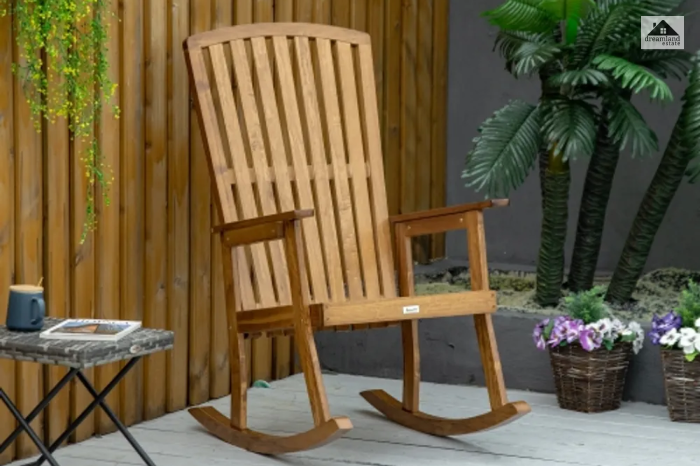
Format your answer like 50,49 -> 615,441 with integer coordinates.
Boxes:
597,318 -> 613,339
660,328 -> 681,346
678,328 -> 700,355
695,317 -> 700,329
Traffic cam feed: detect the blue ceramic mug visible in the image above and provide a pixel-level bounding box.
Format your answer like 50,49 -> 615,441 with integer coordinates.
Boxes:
5,285 -> 45,332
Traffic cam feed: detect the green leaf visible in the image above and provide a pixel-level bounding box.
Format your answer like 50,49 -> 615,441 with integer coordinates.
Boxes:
463,100 -> 542,198
630,50 -> 694,80
573,0 -> 638,65
686,352 -> 698,363
541,97 -> 598,161
539,0 -> 596,44
548,68 -> 609,87
494,30 -> 544,62
544,318 -> 555,339
605,94 -> 658,157
593,54 -> 673,101
512,40 -> 561,76
482,0 -> 558,33
683,53 -> 700,183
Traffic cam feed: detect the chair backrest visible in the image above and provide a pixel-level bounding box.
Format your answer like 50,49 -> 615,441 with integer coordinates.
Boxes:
184,23 -> 396,311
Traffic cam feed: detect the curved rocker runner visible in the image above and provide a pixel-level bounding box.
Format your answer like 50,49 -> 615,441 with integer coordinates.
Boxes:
182,22 -> 531,455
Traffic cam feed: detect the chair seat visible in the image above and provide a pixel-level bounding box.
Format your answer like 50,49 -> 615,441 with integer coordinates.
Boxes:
236,290 -> 496,338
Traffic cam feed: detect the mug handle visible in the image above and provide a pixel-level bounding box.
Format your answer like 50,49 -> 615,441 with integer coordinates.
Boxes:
30,297 -> 45,326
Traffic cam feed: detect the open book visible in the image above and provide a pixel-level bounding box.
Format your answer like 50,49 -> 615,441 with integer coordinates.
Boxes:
40,319 -> 142,342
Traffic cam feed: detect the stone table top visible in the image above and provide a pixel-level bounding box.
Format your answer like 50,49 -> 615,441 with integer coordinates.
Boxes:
0,318 -> 174,369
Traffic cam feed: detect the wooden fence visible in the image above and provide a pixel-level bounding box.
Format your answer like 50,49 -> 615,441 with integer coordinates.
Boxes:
0,0 -> 449,462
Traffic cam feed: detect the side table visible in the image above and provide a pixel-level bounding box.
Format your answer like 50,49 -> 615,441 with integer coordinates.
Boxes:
0,318 -> 174,466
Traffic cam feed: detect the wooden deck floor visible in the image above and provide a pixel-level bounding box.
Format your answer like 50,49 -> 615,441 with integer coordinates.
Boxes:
9,373 -> 699,466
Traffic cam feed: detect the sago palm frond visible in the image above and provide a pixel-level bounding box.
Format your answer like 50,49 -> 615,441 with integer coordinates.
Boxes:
548,68 -> 609,87
593,54 -> 673,101
639,0 -> 686,16
629,49 -> 694,80
482,0 -> 558,33
512,40 -> 562,76
573,0 -> 638,65
683,53 -> 700,182
605,93 -> 658,157
541,97 -> 598,161
539,0 -> 597,43
463,100 -> 542,198
494,30 -> 544,61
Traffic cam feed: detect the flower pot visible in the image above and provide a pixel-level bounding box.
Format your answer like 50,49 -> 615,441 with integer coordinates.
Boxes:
548,342 -> 633,413
661,348 -> 700,423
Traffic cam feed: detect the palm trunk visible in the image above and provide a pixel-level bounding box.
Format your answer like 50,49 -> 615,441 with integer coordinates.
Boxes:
535,150 -> 570,306
605,122 -> 691,304
568,119 -> 622,292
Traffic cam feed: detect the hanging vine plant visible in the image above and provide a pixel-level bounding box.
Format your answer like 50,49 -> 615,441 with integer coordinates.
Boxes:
1,0 -> 119,242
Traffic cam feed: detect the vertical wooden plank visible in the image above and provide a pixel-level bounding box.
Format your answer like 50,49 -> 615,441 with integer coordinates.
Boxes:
351,0 -> 367,31
274,0 -> 296,382
384,0 -> 401,218
189,0 -> 212,405
234,0 -> 254,24
414,0 -> 433,263
332,0 -> 351,27
295,0 -> 313,22
210,0 -> 233,401
0,10 -> 16,463
13,23 -> 44,459
143,0 -> 168,421
166,0 -> 190,414
95,0 -> 122,436
44,30 -> 71,448
430,0 -> 449,260
313,0 -> 331,23
367,0 -> 384,126
70,66 -> 96,447
401,0 -> 417,227
120,0 -> 145,428
275,0 -> 294,21
251,1 -> 275,384
254,0 -> 273,22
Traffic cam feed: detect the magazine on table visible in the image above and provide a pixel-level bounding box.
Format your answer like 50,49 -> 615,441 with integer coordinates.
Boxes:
40,319 -> 142,342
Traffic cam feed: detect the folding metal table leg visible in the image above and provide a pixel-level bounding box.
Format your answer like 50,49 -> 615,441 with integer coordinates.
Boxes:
0,368 -> 79,456
76,370 -> 156,466
0,389 -> 60,466
34,357 -> 145,466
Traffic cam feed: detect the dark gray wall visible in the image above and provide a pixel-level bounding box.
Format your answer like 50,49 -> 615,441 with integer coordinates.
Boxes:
446,0 -> 700,272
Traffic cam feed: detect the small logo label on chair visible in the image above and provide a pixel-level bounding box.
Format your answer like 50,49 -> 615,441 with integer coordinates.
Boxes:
403,305 -> 420,315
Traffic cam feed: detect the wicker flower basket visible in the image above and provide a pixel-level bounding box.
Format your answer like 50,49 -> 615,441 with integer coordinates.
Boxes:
548,342 -> 633,413
661,348 -> 700,423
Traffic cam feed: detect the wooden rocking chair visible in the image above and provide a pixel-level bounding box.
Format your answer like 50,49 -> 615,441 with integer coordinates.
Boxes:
182,23 -> 530,455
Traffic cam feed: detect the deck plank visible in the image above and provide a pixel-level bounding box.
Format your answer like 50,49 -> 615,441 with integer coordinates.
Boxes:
9,374 -> 698,466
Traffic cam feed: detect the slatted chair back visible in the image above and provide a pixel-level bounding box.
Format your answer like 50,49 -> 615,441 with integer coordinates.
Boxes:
184,23 -> 397,313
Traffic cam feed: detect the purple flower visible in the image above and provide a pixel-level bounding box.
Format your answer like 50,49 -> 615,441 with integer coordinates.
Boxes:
533,318 -> 550,350
579,324 -> 603,352
649,311 -> 682,345
561,319 -> 584,343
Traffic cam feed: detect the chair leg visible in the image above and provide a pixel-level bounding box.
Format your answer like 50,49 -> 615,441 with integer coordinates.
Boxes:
189,228 -> 352,455
360,210 -> 531,436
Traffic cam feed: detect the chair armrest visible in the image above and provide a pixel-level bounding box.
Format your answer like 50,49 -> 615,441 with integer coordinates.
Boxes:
390,199 -> 508,226
214,209 -> 314,247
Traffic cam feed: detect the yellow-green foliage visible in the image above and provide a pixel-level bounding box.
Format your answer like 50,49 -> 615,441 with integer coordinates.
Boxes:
1,0 -> 118,242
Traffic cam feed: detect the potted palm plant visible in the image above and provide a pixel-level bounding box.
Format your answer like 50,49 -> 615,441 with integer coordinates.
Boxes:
649,280 -> 700,422
533,287 -> 645,413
